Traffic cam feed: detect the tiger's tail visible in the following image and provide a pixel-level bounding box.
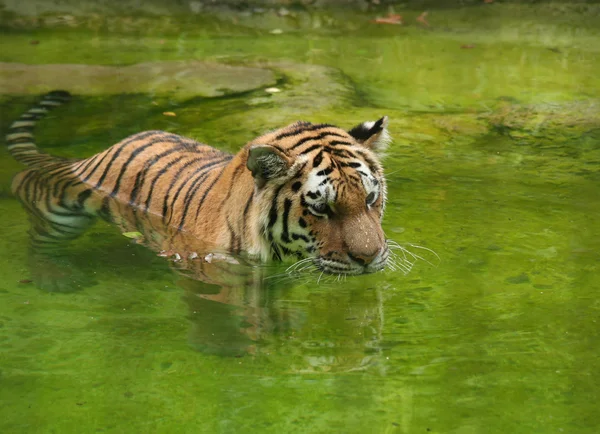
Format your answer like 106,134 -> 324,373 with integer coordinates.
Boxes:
6,90 -> 71,166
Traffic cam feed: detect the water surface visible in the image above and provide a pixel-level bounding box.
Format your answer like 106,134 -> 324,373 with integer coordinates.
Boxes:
1,3 -> 599,433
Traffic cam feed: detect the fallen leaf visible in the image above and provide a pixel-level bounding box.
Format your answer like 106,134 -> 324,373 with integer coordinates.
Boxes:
371,14 -> 403,25
122,231 -> 143,239
163,111 -> 176,117
19,279 -> 33,284
265,87 -> 281,93
461,44 -> 476,49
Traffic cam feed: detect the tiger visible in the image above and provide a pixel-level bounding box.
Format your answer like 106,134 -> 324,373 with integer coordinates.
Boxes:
6,90 -> 392,276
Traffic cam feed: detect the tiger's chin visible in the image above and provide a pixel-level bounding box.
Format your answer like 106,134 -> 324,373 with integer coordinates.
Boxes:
314,256 -> 388,275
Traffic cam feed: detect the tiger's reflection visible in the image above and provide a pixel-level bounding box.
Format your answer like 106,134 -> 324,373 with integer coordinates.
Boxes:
20,191 -> 386,370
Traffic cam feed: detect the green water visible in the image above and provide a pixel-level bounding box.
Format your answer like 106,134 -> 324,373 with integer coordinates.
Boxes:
1,3 -> 600,433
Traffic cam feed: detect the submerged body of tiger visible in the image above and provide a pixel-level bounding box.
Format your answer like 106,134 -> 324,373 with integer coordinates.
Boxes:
7,91 -> 392,275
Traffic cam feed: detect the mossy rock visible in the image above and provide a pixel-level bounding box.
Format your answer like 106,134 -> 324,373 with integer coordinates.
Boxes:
484,100 -> 600,140
0,61 -> 277,98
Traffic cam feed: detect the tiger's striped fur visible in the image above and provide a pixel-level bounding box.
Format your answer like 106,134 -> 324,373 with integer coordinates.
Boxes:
7,91 -> 391,275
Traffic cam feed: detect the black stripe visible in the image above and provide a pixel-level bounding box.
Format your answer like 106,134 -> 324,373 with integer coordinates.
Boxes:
19,112 -> 45,120
8,126 -> 33,134
290,135 -> 324,151
291,131 -> 346,152
73,153 -> 102,178
340,161 -> 362,168
77,189 -> 93,207
109,142 -> 158,197
291,233 -> 310,243
219,162 -> 245,208
55,179 -> 82,207
143,155 -> 187,211
175,157 -> 230,216
268,184 -> 285,228
94,144 -> 130,189
281,198 -> 292,243
276,124 -> 339,141
161,157 -> 206,223
81,148 -> 116,183
316,167 -> 334,176
329,140 -> 354,147
241,190 -> 254,242
44,90 -> 72,102
299,144 -> 322,155
227,219 -> 240,252
354,149 -> 379,173
189,167 -> 227,226
174,168 -> 214,227
271,243 -> 282,261
13,170 -> 37,196
291,162 -> 307,180
82,131 -> 157,183
313,151 -> 323,168
117,137 -> 201,204
6,136 -> 35,145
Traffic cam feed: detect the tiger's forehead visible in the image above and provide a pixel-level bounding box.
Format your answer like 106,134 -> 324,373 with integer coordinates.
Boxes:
257,122 -> 355,152
255,121 -> 382,172
303,151 -> 381,208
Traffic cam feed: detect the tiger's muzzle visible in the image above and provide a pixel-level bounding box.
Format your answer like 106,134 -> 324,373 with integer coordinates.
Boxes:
315,245 -> 389,275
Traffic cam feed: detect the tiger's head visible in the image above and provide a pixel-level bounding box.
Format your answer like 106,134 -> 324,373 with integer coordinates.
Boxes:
245,117 -> 391,275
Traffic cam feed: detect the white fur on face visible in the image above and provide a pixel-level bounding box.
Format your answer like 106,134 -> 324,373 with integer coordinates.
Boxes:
304,168 -> 337,205
355,163 -> 381,204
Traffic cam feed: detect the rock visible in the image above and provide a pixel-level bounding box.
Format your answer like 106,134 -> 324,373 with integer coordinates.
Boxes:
200,62 -> 355,133
0,61 -> 277,98
484,100 -> 600,139
505,273 -> 530,284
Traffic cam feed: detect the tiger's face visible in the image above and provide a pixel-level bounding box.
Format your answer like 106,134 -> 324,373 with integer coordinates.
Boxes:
246,117 -> 391,275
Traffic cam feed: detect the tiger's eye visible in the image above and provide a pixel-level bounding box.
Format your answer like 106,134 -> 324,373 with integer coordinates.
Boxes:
312,203 -> 328,214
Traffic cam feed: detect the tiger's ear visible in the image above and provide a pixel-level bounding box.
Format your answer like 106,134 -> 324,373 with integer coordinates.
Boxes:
247,145 -> 291,188
348,116 -> 390,152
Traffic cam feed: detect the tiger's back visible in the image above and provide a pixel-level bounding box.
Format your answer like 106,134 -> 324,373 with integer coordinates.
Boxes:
8,93 -> 242,252
66,130 -> 233,226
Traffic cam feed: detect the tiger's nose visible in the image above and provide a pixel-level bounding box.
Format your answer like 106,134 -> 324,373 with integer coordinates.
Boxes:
348,249 -> 380,266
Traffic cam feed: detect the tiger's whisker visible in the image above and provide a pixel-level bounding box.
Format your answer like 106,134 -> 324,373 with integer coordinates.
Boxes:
286,258 -> 313,273
404,243 -> 441,260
